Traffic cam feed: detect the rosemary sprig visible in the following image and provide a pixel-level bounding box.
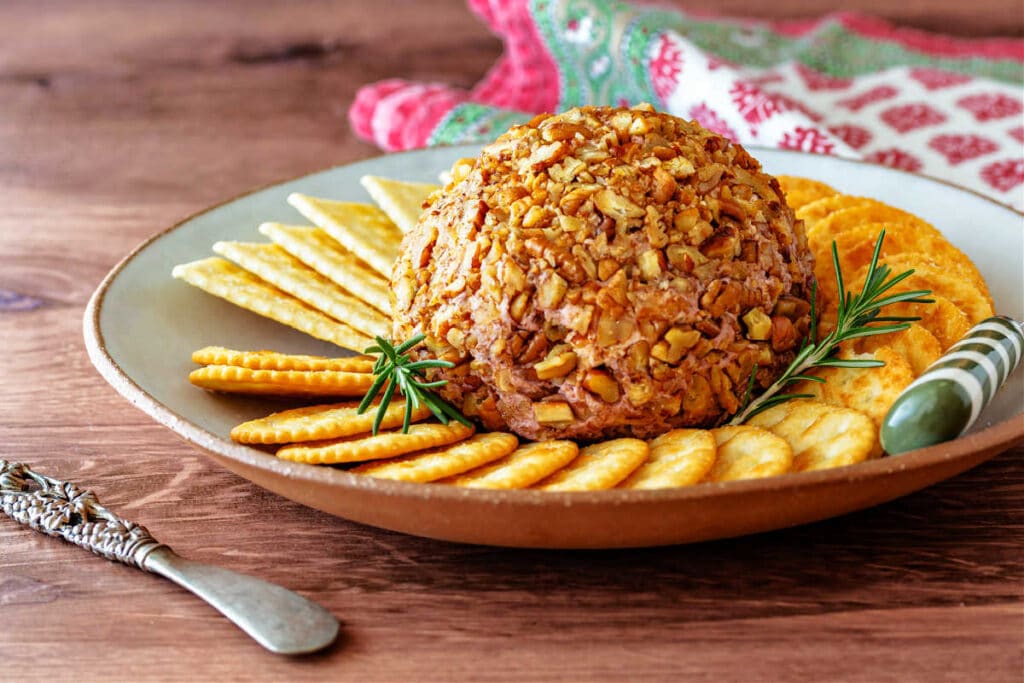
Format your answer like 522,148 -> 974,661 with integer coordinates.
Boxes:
730,229 -> 933,424
357,333 -> 473,435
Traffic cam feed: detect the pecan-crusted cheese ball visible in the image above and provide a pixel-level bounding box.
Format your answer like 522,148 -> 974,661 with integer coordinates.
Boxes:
391,105 -> 815,441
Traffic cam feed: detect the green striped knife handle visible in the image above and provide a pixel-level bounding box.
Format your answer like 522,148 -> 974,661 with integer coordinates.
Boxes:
881,316 -> 1024,455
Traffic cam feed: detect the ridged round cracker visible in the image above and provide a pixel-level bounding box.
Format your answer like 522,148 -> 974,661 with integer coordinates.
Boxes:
810,221 -> 990,303
276,421 -> 475,465
808,217 -> 933,264
795,195 -> 875,230
776,175 -> 837,211
619,429 -> 716,489
351,432 -> 518,482
808,217 -> 940,307
747,399 -> 879,471
188,365 -> 374,397
850,254 -> 994,324
191,346 -> 375,373
442,440 -> 579,489
805,201 -> 931,240
881,296 -> 971,351
856,323 -> 942,376
535,438 -> 649,491
786,189 -> 835,213
793,346 -> 915,428
816,295 -> 971,354
230,400 -> 433,444
776,175 -> 836,197
707,426 -> 792,481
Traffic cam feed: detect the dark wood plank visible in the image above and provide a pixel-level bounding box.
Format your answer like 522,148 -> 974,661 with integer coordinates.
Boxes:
0,1 -> 1021,680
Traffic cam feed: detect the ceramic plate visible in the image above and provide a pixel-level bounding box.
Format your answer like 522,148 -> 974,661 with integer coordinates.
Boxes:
83,146 -> 1024,548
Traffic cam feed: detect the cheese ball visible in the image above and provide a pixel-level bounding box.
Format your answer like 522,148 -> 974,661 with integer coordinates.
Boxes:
391,105 -> 815,441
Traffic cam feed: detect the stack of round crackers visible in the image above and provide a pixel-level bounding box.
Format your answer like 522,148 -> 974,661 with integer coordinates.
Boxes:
777,175 -> 993,430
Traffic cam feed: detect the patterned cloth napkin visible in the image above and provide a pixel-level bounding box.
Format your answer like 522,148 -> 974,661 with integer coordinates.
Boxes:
349,0 -> 1024,209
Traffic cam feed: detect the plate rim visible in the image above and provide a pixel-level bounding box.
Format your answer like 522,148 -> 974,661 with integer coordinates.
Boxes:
82,145 -> 1024,508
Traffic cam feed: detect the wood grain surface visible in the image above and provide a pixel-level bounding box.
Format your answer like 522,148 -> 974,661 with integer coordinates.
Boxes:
1,1 -> 1021,681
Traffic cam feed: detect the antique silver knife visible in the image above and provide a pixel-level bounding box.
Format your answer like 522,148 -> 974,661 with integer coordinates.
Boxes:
0,460 -> 339,655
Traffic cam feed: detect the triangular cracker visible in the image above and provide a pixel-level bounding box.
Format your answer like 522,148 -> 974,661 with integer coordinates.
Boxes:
287,193 -> 402,278
360,175 -> 439,233
259,223 -> 391,315
172,257 -> 372,352
213,241 -> 390,338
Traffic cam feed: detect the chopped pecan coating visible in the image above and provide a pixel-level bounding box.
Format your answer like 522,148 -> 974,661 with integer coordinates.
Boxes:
391,105 -> 815,440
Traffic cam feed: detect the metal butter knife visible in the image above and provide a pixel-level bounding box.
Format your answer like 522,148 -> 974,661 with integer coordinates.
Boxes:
0,460 -> 339,655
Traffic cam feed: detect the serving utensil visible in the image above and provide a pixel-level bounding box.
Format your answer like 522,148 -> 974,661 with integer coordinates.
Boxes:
0,460 -> 339,654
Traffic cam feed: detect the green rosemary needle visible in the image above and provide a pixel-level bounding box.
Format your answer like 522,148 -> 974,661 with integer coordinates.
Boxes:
730,229 -> 933,425
357,333 -> 473,435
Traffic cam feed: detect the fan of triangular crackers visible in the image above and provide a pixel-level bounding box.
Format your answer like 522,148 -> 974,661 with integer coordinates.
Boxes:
172,173 -> 992,492
173,177 -> 428,352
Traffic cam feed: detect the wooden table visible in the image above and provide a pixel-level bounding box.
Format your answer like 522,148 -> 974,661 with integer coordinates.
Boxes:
1,2 -> 1021,680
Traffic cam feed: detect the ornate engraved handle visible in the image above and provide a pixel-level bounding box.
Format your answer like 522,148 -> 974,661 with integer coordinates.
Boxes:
0,460 -> 165,568
1,460 -> 339,654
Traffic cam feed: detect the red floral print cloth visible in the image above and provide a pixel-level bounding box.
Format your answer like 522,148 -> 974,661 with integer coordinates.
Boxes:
349,1 -> 1024,208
